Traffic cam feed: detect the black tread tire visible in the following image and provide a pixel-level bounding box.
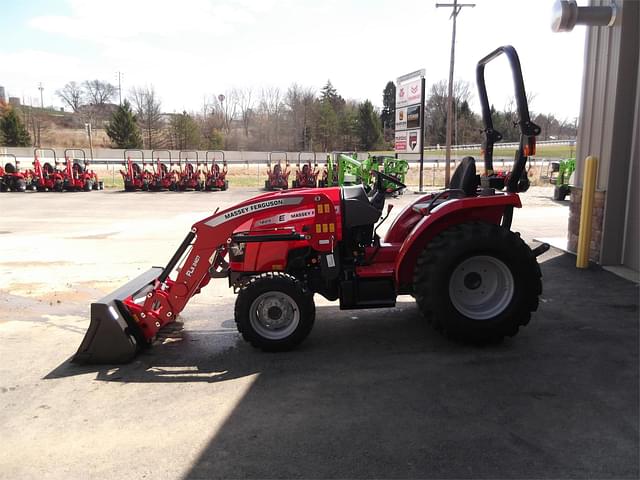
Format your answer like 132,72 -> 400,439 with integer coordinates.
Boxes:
83,180 -> 92,191
413,222 -> 541,343
17,179 -> 26,192
553,185 -> 562,201
234,272 -> 315,351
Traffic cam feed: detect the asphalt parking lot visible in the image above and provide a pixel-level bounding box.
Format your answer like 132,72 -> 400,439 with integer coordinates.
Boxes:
0,187 -> 637,479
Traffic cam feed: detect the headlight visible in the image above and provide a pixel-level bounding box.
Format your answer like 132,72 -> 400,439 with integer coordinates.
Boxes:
229,242 -> 245,261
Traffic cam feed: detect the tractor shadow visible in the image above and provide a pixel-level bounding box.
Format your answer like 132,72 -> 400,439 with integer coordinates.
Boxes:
182,252 -> 639,479
44,300 -> 465,384
43,252 -> 639,477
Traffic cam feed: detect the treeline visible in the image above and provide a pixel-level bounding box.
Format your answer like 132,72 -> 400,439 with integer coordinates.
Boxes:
102,81 -> 385,152
0,77 -> 577,150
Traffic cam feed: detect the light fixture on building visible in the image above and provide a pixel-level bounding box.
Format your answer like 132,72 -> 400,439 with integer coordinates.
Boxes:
551,0 -> 617,32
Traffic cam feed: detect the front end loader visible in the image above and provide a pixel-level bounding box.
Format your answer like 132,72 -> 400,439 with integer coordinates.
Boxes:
74,46 -> 549,365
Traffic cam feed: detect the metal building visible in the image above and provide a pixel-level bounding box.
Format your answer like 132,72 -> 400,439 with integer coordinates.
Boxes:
557,0 -> 639,276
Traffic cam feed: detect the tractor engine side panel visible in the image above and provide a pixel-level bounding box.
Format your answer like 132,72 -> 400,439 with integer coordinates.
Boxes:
228,188 -> 343,275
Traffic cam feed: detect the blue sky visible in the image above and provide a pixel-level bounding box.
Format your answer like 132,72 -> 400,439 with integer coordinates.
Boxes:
1,0 -> 586,120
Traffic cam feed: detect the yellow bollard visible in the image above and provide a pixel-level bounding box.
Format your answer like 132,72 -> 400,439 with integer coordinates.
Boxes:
576,156 -> 598,268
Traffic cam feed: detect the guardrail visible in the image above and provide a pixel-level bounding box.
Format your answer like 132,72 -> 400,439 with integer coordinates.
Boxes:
423,138 -> 576,151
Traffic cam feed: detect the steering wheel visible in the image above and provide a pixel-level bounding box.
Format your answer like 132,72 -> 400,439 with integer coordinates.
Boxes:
369,170 -> 406,211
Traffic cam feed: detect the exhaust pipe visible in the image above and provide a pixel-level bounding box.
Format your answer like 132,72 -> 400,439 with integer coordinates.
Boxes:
72,267 -> 163,364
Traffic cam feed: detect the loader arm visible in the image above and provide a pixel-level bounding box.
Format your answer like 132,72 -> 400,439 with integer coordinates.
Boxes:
73,190 -> 339,364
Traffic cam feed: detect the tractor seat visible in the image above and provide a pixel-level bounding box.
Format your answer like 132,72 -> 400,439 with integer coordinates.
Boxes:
342,185 -> 382,227
449,156 -> 479,196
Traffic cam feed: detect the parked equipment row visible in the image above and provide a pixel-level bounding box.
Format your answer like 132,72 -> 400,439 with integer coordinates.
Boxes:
0,149 -> 103,192
264,151 -> 409,194
121,150 -> 228,191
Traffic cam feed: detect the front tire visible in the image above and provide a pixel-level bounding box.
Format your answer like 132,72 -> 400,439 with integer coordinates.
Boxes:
235,273 -> 315,351
413,222 -> 541,342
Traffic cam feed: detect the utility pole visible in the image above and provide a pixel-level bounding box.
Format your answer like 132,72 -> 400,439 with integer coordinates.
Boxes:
85,123 -> 94,162
37,82 -> 44,108
436,0 -> 475,187
115,71 -> 123,105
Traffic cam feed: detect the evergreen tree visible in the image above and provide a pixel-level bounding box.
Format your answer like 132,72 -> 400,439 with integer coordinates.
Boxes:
316,100 -> 338,151
380,81 -> 396,130
320,80 -> 345,113
357,100 -> 382,150
203,128 -> 224,150
106,100 -> 143,148
169,111 -> 201,150
0,108 -> 31,147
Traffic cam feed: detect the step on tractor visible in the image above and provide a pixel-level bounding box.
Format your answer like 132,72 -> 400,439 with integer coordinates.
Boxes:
265,151 -> 290,190
150,150 -> 175,191
203,150 -> 229,191
0,154 -> 29,192
73,46 -> 550,365
31,148 -> 65,192
292,152 -> 319,188
62,149 -> 102,191
121,150 -> 149,191
177,151 -> 202,191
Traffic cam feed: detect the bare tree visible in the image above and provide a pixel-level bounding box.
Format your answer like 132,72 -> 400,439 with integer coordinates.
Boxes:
259,87 -> 283,148
285,84 -> 316,150
56,82 -> 84,112
235,88 -> 254,137
208,90 -> 238,135
83,80 -> 116,106
130,86 -> 164,149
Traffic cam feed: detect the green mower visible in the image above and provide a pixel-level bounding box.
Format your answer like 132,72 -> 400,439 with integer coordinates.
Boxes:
550,158 -> 575,201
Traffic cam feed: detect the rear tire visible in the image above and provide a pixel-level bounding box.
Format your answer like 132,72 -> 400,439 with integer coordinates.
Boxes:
413,222 -> 541,343
235,272 -> 315,351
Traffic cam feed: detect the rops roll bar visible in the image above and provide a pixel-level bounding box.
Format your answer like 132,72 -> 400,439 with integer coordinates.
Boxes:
476,45 -> 541,193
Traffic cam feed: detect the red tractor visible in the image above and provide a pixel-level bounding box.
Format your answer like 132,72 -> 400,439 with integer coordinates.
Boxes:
0,154 -> 29,192
150,150 -> 175,191
265,151 -> 290,190
62,149 -> 102,191
73,46 -> 550,364
292,152 -> 319,188
120,150 -> 149,191
31,148 -> 65,192
203,150 -> 229,191
177,150 -> 202,191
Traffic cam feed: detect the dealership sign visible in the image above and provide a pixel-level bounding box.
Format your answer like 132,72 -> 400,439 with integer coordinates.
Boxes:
394,69 -> 425,154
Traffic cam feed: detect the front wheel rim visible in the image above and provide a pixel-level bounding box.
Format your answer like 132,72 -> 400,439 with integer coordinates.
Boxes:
449,255 -> 514,320
249,292 -> 300,340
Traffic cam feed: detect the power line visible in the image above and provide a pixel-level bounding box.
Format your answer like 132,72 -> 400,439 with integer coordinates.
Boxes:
436,0 -> 475,187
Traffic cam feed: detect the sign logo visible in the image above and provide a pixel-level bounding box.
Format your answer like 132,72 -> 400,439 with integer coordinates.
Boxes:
205,197 -> 304,227
409,132 -> 418,151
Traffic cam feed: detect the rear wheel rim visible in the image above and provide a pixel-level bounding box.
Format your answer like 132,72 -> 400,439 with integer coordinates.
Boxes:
249,292 -> 300,340
449,255 -> 514,320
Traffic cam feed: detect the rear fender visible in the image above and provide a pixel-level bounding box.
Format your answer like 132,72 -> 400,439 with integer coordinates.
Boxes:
394,194 -> 521,290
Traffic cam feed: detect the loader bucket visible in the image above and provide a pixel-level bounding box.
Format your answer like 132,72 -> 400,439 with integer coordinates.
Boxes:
72,267 -> 163,365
